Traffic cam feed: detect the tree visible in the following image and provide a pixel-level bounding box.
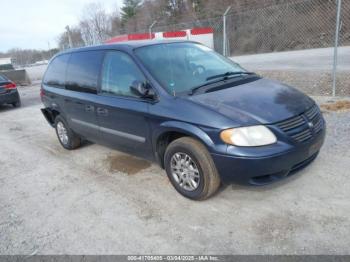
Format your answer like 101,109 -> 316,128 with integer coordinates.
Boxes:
120,0 -> 142,24
80,3 -> 112,45
58,27 -> 85,50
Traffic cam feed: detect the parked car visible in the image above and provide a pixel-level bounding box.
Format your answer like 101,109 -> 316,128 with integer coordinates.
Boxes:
0,74 -> 21,108
41,41 -> 325,200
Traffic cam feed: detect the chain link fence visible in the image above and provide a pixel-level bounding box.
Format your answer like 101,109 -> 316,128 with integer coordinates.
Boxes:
219,0 -> 350,96
60,0 -> 347,96
224,0 -> 348,55
131,0 -> 349,96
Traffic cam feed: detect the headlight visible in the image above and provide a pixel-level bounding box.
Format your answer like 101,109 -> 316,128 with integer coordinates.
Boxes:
220,125 -> 277,147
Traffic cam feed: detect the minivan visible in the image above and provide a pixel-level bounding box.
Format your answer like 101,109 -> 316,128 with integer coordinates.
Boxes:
41,41 -> 325,200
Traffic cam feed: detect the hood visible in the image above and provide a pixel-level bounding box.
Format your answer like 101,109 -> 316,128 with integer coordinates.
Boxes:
187,78 -> 314,125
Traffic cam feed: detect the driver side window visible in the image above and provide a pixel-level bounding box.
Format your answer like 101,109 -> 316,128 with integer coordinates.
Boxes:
101,51 -> 145,97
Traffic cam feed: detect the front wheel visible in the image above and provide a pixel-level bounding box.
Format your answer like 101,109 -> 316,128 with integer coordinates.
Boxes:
164,137 -> 221,200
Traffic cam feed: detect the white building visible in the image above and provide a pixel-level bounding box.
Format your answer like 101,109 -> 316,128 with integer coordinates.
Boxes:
0,57 -> 12,66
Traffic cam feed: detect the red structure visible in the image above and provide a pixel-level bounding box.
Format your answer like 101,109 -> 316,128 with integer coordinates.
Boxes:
105,27 -> 214,49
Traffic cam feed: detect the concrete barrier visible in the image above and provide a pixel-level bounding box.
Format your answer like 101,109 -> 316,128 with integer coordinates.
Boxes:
25,64 -> 47,82
0,69 -> 31,85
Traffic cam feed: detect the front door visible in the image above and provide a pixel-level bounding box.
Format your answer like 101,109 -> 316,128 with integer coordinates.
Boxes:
96,51 -> 153,159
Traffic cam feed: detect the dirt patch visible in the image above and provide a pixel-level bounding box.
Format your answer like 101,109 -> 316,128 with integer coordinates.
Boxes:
320,100 -> 350,112
9,126 -> 23,132
253,212 -> 306,245
107,154 -> 151,175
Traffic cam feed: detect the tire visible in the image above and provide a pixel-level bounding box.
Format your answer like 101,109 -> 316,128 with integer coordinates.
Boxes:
12,100 -> 21,108
164,137 -> 221,200
54,115 -> 81,150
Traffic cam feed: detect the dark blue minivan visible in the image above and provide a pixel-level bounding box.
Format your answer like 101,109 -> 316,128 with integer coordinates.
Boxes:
41,41 -> 325,200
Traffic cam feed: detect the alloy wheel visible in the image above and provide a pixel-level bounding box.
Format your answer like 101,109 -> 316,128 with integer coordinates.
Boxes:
57,121 -> 69,145
170,152 -> 200,191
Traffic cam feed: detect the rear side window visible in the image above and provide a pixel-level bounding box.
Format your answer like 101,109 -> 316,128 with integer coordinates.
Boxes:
43,54 -> 70,88
66,51 -> 104,94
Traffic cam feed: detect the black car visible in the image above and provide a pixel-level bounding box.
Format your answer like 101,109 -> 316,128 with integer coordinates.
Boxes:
0,74 -> 21,108
41,41 -> 325,200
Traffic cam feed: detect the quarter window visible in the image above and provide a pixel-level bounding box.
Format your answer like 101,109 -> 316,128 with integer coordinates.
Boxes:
101,51 -> 145,97
66,51 -> 104,94
43,54 -> 70,88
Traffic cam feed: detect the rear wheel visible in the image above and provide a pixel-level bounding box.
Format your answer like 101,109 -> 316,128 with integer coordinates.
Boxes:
54,115 -> 81,150
164,137 -> 221,200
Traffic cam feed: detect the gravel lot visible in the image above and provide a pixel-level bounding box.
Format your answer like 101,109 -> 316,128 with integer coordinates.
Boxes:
233,47 -> 350,96
0,84 -> 350,255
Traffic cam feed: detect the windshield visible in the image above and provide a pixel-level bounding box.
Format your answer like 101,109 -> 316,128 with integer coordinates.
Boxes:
134,42 -> 246,95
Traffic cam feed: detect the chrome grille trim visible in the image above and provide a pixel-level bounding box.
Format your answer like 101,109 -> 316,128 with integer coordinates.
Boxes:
313,118 -> 323,133
305,105 -> 319,119
277,116 -> 305,131
291,129 -> 312,142
275,104 -> 324,143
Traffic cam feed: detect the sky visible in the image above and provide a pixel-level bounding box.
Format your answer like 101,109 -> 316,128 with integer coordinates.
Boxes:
0,0 -> 123,52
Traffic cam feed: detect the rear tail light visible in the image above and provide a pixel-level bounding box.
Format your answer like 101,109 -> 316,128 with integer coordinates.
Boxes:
4,82 -> 16,89
40,88 -> 45,98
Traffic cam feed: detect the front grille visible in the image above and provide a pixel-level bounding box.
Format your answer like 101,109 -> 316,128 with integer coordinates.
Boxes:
276,104 -> 323,143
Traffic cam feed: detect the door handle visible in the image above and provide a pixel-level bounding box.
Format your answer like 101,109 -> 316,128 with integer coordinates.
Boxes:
85,105 -> 95,112
97,108 -> 108,116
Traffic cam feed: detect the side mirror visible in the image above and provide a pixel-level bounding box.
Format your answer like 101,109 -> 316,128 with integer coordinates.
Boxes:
130,80 -> 155,99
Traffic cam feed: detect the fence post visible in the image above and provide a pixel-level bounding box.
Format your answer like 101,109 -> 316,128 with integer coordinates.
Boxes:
332,0 -> 342,97
149,20 -> 157,39
223,6 -> 232,56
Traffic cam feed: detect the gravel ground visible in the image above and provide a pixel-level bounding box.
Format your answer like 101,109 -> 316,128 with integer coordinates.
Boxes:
0,85 -> 350,255
254,70 -> 350,97
233,47 -> 350,71
233,47 -> 350,96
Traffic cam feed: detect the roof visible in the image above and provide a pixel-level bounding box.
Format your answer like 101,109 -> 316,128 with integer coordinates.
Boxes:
57,40 -> 196,56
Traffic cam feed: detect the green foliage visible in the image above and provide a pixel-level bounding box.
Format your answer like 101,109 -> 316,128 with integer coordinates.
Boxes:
121,0 -> 142,23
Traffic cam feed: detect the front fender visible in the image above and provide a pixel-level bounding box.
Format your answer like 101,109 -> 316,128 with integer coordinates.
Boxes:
156,121 -> 214,147
152,120 -> 227,156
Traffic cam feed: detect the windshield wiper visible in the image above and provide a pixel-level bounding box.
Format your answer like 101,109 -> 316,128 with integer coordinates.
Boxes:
188,71 -> 255,95
206,71 -> 254,81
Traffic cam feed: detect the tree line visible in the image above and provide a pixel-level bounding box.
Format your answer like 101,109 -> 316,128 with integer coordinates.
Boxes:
0,48 -> 59,67
57,0 -> 290,49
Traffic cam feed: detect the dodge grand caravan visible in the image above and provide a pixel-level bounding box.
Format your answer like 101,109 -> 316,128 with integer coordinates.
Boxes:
41,41 -> 325,200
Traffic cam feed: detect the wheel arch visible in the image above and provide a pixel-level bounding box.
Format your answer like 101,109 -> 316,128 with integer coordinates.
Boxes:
152,121 -> 215,168
41,108 -> 61,126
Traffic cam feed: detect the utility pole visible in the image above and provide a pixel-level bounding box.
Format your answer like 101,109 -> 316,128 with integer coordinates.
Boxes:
223,6 -> 232,57
47,41 -> 52,59
65,25 -> 73,49
332,0 -> 342,97
149,20 -> 157,40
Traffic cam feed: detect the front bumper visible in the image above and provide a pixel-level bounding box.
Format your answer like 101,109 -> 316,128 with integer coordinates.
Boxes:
211,128 -> 325,185
0,90 -> 20,105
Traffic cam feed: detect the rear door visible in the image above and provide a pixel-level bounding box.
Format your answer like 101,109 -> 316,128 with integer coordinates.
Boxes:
95,51 -> 153,158
42,54 -> 70,111
64,51 -> 104,141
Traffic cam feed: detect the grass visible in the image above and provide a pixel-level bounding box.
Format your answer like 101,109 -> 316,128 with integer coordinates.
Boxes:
321,100 -> 350,112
